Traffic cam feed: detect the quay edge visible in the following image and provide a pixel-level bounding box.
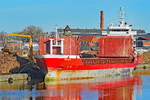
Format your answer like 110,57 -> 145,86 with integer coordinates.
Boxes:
0,73 -> 28,82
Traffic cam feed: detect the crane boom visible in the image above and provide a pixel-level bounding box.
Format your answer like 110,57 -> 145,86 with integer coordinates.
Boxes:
6,33 -> 34,63
6,33 -> 32,48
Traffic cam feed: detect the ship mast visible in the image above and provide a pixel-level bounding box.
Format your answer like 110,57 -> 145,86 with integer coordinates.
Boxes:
55,26 -> 58,46
120,6 -> 125,26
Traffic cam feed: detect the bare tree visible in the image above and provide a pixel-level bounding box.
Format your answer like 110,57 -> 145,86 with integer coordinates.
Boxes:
0,31 -> 7,48
20,25 -> 43,42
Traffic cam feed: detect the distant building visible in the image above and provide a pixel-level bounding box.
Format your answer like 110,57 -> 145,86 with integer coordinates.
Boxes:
23,42 -> 39,51
136,33 -> 150,51
6,39 -> 23,50
57,25 -> 145,36
79,36 -> 99,52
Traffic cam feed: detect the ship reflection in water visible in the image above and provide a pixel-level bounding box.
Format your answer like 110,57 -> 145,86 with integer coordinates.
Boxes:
0,75 -> 145,100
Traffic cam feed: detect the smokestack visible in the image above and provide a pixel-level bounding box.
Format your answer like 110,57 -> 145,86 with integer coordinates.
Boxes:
100,10 -> 104,30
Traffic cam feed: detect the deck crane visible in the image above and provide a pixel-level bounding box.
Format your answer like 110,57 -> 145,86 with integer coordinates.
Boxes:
4,33 -> 34,63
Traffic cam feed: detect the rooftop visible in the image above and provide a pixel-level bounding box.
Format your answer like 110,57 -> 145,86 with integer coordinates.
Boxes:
57,28 -> 145,35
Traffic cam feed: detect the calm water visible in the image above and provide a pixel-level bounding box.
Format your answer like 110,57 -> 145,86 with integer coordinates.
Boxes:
0,75 -> 149,100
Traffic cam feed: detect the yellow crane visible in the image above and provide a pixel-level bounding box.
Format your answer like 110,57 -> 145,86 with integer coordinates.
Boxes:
6,33 -> 32,48
5,33 -> 34,62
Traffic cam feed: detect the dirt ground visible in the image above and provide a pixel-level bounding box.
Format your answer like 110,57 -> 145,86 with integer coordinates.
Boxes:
0,52 -> 20,73
142,51 -> 150,63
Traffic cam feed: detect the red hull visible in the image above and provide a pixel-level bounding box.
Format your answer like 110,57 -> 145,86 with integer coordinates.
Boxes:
35,54 -> 142,72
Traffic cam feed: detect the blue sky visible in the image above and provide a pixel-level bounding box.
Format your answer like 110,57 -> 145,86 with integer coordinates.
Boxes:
0,0 -> 149,33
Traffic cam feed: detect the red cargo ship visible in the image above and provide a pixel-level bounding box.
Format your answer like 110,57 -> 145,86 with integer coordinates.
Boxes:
35,7 -> 143,80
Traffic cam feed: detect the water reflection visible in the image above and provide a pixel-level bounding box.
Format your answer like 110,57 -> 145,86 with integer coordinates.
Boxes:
0,75 -> 143,100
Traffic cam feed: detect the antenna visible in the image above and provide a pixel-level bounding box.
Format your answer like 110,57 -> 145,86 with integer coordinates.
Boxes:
55,26 -> 58,45
120,6 -> 125,26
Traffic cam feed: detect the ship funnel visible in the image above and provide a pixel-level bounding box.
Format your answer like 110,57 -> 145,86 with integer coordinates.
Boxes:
100,10 -> 104,30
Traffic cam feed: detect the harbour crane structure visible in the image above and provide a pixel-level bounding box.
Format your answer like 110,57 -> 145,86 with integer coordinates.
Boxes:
4,33 -> 34,63
6,33 -> 32,49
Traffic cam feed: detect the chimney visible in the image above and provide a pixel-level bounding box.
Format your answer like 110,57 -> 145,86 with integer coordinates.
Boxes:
100,10 -> 104,30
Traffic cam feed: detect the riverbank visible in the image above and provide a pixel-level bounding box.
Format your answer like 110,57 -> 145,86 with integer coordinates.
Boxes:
0,50 -> 45,82
133,63 -> 150,75
0,52 -> 20,73
132,51 -> 150,75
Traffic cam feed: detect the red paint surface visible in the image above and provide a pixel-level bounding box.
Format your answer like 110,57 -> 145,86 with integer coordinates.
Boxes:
38,37 -> 80,55
99,36 -> 134,57
39,37 -> 50,55
37,36 -> 142,73
137,54 -> 143,64
63,37 -> 80,55
36,55 -> 142,71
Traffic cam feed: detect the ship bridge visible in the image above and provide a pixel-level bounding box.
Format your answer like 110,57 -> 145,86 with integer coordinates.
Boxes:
102,7 -> 137,36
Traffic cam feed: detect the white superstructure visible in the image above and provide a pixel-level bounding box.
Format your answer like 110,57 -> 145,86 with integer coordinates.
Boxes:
102,7 -> 137,36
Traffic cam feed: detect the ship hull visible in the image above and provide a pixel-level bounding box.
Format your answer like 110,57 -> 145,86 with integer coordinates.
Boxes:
35,55 -> 142,80
44,68 -> 134,81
